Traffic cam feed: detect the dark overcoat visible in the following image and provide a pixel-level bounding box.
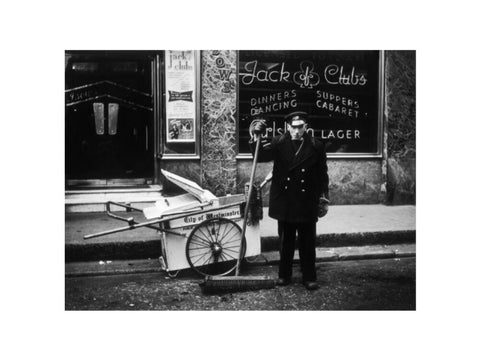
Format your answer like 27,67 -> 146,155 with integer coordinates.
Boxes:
252,132 -> 329,223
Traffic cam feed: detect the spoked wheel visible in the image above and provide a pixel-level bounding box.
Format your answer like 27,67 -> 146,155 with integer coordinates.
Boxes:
186,217 -> 246,277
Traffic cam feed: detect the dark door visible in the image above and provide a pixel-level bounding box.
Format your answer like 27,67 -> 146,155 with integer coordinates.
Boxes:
65,51 -> 156,187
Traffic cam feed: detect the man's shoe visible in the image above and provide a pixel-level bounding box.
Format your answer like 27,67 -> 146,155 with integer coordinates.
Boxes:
277,278 -> 291,286
303,281 -> 319,290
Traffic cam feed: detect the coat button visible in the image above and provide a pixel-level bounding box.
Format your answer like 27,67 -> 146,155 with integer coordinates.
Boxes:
287,177 -> 290,181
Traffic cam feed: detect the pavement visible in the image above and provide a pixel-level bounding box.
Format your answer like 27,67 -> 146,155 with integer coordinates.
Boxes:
65,204 -> 416,276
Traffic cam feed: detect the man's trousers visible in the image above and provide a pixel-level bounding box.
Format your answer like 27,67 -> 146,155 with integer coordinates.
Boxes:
277,221 -> 317,282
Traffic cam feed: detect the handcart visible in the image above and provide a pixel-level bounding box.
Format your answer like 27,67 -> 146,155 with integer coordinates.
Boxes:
84,170 -> 269,278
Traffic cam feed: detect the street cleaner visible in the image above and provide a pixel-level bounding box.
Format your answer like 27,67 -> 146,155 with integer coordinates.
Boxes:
251,111 -> 329,290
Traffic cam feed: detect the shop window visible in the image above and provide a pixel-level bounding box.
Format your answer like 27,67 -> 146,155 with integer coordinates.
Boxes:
237,50 -> 383,158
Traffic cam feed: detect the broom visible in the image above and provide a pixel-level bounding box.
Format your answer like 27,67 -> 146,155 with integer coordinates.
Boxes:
200,135 -> 276,294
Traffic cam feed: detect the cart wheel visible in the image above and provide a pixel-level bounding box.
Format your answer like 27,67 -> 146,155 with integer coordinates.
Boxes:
186,217 -> 246,277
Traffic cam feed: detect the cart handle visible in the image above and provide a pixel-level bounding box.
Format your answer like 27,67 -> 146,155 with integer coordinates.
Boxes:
83,200 -> 245,240
106,201 -> 143,224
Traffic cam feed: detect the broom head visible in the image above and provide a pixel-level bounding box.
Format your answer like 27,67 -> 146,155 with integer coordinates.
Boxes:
200,275 -> 276,295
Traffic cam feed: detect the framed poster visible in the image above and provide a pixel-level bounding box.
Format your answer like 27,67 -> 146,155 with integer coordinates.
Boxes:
238,50 -> 383,157
165,50 -> 196,143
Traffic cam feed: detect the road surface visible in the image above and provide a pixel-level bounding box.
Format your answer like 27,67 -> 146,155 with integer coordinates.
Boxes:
65,257 -> 415,310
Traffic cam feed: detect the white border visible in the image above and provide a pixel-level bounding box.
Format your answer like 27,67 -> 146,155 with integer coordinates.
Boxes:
3,1 -> 480,360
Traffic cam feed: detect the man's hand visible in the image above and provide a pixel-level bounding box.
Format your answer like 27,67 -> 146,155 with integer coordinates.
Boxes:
252,119 -> 267,135
318,197 -> 329,218
318,204 -> 328,218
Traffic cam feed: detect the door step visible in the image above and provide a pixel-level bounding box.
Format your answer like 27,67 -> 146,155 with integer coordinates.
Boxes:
65,185 -> 163,213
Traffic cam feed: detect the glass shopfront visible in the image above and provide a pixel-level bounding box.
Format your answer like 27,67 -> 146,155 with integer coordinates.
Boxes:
237,50 -> 383,157
65,50 -> 384,191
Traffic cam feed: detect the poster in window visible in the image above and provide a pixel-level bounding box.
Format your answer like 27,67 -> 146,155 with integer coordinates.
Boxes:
167,118 -> 194,141
165,50 -> 196,143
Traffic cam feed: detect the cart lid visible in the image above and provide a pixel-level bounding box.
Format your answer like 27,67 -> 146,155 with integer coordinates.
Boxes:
161,169 -> 217,203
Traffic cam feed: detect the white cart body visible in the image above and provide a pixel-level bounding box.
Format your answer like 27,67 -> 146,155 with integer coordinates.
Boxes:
159,195 -> 261,271
144,170 -> 262,273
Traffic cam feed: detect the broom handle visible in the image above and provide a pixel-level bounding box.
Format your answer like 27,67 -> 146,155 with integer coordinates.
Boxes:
236,135 -> 261,276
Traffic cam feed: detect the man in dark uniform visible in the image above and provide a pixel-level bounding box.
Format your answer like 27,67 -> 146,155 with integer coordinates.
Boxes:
251,111 -> 329,290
